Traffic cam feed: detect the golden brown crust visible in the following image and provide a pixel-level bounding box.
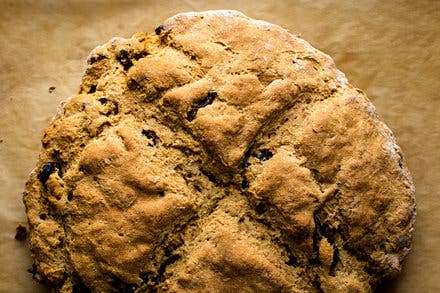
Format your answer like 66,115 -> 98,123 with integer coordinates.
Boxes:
23,10 -> 415,292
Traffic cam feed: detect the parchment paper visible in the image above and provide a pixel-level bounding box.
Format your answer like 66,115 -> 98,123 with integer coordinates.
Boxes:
1,1 -> 439,292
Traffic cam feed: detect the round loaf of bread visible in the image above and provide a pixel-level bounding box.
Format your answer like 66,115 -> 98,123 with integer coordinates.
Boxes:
23,10 -> 415,292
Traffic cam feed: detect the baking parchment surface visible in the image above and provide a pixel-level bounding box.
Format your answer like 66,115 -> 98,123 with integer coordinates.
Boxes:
1,1 -> 439,292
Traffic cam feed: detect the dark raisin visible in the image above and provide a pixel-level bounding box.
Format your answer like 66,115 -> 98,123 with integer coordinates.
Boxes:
162,245 -> 173,257
27,264 -> 38,277
398,156 -> 404,169
186,91 -> 217,121
88,53 -> 106,65
133,51 -> 149,60
286,254 -> 298,266
88,84 -> 97,93
111,100 -> 119,114
27,264 -> 36,274
15,224 -> 27,241
155,25 -> 164,35
205,172 -> 217,184
116,49 -> 133,70
255,202 -> 267,214
139,272 -> 150,283
256,149 -> 273,161
141,129 -> 159,146
38,162 -> 61,186
98,98 -> 119,115
126,284 -> 138,292
186,108 -> 198,122
112,277 -> 137,293
241,160 -> 251,168
48,86 -> 56,93
195,91 -> 217,108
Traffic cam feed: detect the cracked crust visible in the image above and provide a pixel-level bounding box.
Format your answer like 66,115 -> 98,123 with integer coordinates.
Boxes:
23,10 -> 415,293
